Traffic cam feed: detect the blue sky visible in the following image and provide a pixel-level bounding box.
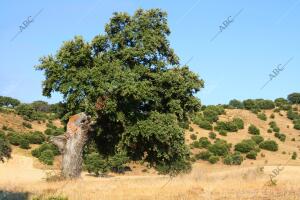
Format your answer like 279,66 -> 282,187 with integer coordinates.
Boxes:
0,0 -> 299,105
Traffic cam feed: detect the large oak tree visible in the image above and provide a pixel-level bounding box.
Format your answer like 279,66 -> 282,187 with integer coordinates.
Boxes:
37,9 -> 204,177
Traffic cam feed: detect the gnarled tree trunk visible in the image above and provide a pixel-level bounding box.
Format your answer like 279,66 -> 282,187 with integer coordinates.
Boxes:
50,112 -> 91,179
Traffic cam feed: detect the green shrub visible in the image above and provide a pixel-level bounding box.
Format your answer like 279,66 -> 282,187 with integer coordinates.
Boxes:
292,152 -> 297,160
31,142 -> 60,158
195,151 -> 212,161
287,110 -> 300,120
39,149 -> 54,165
274,132 -> 286,142
189,126 -> 194,132
248,124 -> 260,135
294,123 -> 300,130
223,152 -> 243,165
234,139 -> 257,153
218,129 -> 227,136
198,137 -> 211,148
270,113 -> 275,119
7,132 -> 22,145
190,141 -> 201,148
229,99 -> 244,109
19,138 -> 30,149
196,120 -> 213,130
215,121 -> 238,132
208,155 -> 219,164
108,152 -> 130,173
44,128 -> 64,136
273,126 -> 280,133
232,118 -> 244,129
251,135 -> 264,144
122,112 -> 191,175
25,131 -> 45,144
190,134 -> 197,141
84,152 -> 109,176
259,140 -> 278,151
0,133 -> 11,162
22,121 -> 32,129
208,140 -> 231,156
209,132 -> 216,140
202,105 -> 225,122
257,113 -> 267,121
246,150 -> 257,159
267,129 -> 273,133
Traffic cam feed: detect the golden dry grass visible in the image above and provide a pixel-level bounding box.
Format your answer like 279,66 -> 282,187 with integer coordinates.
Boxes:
1,109 -> 300,199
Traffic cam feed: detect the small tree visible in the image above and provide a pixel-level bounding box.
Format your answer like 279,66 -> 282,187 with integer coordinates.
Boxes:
229,99 -> 243,109
0,133 -> 11,162
84,153 -> 109,176
248,124 -> 260,135
259,140 -> 278,151
287,93 -> 300,104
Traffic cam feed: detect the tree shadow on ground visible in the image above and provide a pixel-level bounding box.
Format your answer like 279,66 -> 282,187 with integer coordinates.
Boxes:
0,190 -> 29,200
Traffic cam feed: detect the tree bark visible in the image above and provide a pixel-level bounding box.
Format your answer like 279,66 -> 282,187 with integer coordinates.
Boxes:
50,112 -> 91,179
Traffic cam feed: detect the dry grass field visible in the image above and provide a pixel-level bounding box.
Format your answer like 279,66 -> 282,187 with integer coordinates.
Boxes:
1,109 -> 300,200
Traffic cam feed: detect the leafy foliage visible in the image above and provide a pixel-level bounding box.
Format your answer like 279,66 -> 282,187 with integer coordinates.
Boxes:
36,8 -> 204,174
287,93 -> 300,104
84,153 -> 109,176
248,124 -> 260,135
234,139 -> 257,153
208,139 -> 231,156
0,132 -> 11,162
121,112 -> 190,174
32,142 -> 60,165
251,135 -> 264,144
39,150 -> 54,165
0,96 -> 20,108
228,99 -> 243,109
259,140 -> 278,151
223,152 -> 243,165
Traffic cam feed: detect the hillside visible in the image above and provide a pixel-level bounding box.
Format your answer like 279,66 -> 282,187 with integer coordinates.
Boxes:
1,108 -> 300,199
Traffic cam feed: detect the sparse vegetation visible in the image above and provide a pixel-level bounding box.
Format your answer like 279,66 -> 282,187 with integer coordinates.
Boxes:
259,140 -> 278,151
248,124 -> 260,135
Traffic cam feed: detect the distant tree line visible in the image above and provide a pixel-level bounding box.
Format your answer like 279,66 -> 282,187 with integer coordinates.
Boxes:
228,92 -> 300,110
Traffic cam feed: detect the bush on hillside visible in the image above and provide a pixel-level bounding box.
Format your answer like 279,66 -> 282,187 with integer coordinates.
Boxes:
246,150 -> 257,160
195,151 -> 212,161
19,138 -> 30,149
209,132 -> 216,139
287,93 -> 300,104
274,132 -> 286,142
31,142 -> 60,158
232,118 -> 244,129
248,124 -> 260,135
208,140 -> 231,156
259,140 -> 278,151
0,133 -> 11,162
196,120 -> 213,130
234,139 -> 257,153
190,134 -> 197,140
217,129 -> 227,136
84,152 -> 109,176
251,135 -> 264,144
257,113 -> 267,121
208,155 -> 219,164
39,149 -> 54,165
198,137 -> 211,148
223,152 -> 243,165
108,152 -> 130,173
292,152 -> 297,160
25,131 -> 45,144
228,99 -> 244,109
7,132 -> 22,145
